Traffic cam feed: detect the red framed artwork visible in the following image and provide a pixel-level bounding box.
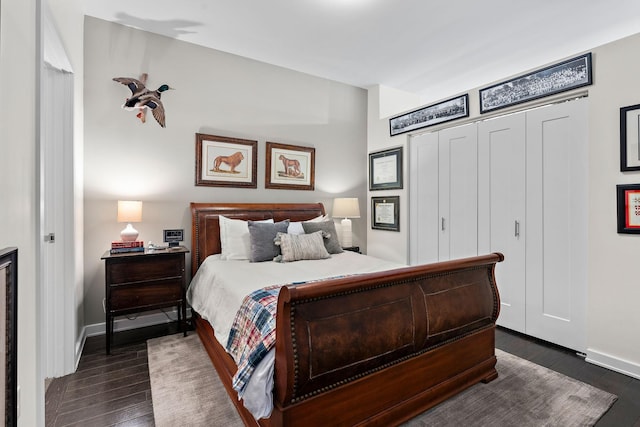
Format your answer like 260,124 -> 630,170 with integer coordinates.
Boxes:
616,184 -> 640,233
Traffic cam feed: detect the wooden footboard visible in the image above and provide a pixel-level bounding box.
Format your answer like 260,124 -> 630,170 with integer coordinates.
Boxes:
272,252 -> 503,426
194,252 -> 502,427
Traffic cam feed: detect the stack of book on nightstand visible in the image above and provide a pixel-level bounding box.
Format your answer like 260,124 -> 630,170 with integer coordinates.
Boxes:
110,240 -> 144,254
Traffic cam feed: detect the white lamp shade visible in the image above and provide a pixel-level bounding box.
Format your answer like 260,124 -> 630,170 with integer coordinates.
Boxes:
332,198 -> 360,219
117,200 -> 142,223
117,200 -> 142,242
333,198 -> 360,248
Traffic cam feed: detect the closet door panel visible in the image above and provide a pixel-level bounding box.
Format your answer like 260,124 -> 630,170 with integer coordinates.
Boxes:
526,98 -> 588,352
439,124 -> 478,261
409,133 -> 440,265
478,113 -> 526,333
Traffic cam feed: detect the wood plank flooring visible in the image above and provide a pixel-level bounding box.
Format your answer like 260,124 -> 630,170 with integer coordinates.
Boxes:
46,324 -> 640,426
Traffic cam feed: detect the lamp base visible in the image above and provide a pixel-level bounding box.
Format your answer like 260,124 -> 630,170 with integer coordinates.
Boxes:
340,218 -> 353,248
120,223 -> 139,242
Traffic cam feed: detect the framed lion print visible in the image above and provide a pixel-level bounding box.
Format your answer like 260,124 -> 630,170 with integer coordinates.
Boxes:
195,133 -> 257,188
265,141 -> 315,190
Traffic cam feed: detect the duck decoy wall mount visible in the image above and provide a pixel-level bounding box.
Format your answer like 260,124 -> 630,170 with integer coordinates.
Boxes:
113,73 -> 173,128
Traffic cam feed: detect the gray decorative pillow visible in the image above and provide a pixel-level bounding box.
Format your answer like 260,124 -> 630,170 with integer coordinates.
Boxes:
248,220 -> 290,262
274,231 -> 330,262
301,220 -> 344,254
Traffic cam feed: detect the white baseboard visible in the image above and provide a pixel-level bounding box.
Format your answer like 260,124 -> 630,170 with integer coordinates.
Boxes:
586,348 -> 640,380
74,308 -> 189,373
84,308 -> 191,337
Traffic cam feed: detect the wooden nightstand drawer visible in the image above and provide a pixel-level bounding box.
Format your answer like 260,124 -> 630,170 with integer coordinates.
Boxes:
109,281 -> 183,311
108,256 -> 183,284
101,247 -> 189,354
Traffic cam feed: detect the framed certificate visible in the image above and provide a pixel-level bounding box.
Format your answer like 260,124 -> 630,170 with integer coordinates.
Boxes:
371,196 -> 400,231
617,184 -> 640,233
620,104 -> 640,171
369,147 -> 402,191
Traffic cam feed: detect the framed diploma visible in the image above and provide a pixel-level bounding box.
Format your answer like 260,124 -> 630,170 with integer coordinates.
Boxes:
371,196 -> 400,231
620,104 -> 640,171
617,184 -> 640,234
369,147 -> 402,191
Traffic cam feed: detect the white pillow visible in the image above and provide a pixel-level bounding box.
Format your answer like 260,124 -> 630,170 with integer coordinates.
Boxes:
287,214 -> 328,235
219,215 -> 273,260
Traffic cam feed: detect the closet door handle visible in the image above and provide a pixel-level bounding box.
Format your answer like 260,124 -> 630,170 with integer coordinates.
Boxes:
514,220 -> 520,237
441,217 -> 445,231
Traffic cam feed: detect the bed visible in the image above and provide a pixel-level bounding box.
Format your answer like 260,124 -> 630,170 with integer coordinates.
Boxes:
189,202 -> 503,427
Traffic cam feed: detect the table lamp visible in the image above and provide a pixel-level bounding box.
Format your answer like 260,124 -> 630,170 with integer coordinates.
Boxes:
332,198 -> 360,248
117,200 -> 142,242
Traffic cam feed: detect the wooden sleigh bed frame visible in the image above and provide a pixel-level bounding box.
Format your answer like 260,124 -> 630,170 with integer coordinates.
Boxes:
190,202 -> 503,427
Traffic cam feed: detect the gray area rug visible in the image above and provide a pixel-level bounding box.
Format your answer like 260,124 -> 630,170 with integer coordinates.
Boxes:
148,333 -> 617,427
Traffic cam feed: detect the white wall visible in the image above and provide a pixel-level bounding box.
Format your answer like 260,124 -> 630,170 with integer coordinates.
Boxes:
368,35 -> 640,377
0,2 -> 41,425
585,34 -> 640,377
83,18 -> 369,326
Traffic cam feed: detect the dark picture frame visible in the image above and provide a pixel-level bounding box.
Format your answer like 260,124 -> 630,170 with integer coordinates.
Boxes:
389,94 -> 469,136
195,133 -> 258,188
369,147 -> 403,191
0,247 -> 17,427
265,141 -> 315,191
479,53 -> 592,114
371,196 -> 400,231
617,184 -> 640,234
620,104 -> 640,171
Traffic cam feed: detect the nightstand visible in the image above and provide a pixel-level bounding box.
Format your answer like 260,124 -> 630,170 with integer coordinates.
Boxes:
342,246 -> 361,253
101,247 -> 189,354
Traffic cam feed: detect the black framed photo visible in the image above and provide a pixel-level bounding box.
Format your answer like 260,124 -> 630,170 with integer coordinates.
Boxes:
369,147 -> 402,191
389,94 -> 469,136
620,104 -> 640,171
371,196 -> 400,231
479,53 -> 592,114
617,184 -> 640,234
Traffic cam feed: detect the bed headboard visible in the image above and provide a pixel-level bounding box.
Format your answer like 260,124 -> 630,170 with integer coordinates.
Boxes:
190,202 -> 326,276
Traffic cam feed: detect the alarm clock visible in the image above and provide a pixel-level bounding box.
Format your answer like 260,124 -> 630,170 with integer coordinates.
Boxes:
163,229 -> 184,247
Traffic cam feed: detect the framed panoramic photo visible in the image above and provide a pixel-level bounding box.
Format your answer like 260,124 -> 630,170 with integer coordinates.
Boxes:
620,104 -> 640,171
195,133 -> 257,188
479,52 -> 592,114
389,94 -> 469,136
616,184 -> 640,234
265,141 -> 315,190
371,196 -> 400,231
369,147 -> 403,191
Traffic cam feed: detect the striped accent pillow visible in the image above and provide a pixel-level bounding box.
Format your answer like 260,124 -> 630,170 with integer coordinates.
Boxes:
274,231 -> 330,262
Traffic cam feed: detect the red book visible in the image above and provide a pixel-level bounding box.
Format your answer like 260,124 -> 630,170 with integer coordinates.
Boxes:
111,240 -> 144,249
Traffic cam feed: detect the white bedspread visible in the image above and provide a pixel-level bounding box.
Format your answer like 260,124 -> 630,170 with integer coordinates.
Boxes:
186,251 -> 404,419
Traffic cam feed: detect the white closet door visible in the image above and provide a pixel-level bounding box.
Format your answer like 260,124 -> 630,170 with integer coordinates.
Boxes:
438,123 -> 478,261
478,112 -> 527,333
409,132 -> 440,265
526,99 -> 588,352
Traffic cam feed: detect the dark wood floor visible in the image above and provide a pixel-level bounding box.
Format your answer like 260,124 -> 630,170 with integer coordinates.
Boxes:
46,324 -> 640,426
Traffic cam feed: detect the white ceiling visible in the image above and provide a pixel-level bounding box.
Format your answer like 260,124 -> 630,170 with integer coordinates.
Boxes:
84,0 -> 640,104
